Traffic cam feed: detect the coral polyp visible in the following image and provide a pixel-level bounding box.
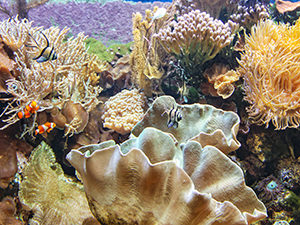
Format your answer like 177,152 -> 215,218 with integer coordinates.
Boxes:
256,175 -> 285,202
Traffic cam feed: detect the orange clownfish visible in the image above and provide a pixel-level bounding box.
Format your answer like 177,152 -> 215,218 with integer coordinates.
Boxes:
18,101 -> 40,119
35,122 -> 56,135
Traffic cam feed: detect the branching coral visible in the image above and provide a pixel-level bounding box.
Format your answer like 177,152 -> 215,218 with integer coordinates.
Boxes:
0,17 -> 104,135
237,19 -> 300,129
19,142 -> 97,225
130,7 -> 167,96
155,10 -> 238,77
102,89 -> 145,135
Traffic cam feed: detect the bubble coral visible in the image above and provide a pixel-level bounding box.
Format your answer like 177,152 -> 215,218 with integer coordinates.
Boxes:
101,89 -> 145,135
237,19 -> 300,129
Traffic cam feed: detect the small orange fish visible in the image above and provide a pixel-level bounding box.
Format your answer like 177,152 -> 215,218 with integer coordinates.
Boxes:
17,101 -> 40,119
35,122 -> 56,135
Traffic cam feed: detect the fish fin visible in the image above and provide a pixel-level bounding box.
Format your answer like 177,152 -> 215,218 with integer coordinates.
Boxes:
35,56 -> 49,63
40,31 -> 50,47
167,120 -> 174,128
28,32 -> 41,48
173,122 -> 178,129
25,44 -> 38,49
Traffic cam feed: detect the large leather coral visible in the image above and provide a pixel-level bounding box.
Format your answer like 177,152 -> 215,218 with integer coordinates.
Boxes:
132,95 -> 240,154
67,127 -> 266,225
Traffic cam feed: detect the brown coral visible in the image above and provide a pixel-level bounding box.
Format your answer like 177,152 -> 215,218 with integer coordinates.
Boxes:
237,19 -> 300,129
102,89 -> 145,135
0,197 -> 22,225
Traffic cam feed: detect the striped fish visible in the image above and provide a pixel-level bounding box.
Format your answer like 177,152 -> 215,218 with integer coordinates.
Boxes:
166,105 -> 182,129
35,122 -> 56,135
26,32 -> 57,63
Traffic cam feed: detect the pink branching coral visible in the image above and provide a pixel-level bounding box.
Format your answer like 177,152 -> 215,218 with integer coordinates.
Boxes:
237,19 -> 300,129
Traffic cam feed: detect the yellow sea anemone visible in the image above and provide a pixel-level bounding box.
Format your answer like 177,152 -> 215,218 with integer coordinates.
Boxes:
237,19 -> 300,129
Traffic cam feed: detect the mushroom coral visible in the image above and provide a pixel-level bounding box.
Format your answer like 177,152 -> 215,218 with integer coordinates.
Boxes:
237,19 -> 300,129
67,127 -> 267,225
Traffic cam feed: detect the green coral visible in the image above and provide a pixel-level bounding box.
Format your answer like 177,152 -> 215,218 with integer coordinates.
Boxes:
85,37 -> 132,62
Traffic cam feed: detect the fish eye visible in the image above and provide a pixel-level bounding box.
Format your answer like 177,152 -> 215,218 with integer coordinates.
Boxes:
9,83 -> 18,91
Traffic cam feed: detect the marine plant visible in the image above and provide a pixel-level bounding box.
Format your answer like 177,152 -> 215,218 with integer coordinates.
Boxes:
85,37 -> 132,62
237,18 -> 300,129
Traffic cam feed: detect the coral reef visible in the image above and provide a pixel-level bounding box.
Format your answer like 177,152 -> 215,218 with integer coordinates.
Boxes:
19,142 -> 98,225
237,18 -> 300,130
102,89 -> 145,135
67,127 -> 266,224
0,17 -> 104,136
276,0 -> 300,14
132,95 -> 240,154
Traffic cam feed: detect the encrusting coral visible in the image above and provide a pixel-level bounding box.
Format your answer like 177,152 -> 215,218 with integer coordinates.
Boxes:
0,17 -> 105,135
0,197 -> 22,225
19,142 -> 99,225
101,89 -> 145,135
132,95 -> 240,154
66,127 -> 267,225
237,18 -> 300,129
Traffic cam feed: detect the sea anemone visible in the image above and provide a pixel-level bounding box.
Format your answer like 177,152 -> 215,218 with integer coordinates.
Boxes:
237,19 -> 300,129
256,175 -> 285,202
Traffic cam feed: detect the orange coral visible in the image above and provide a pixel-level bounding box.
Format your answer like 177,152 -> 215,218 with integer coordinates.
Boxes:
237,19 -> 300,129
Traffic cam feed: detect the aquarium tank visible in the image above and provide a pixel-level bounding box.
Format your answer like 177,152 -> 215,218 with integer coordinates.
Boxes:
1,0 -> 300,224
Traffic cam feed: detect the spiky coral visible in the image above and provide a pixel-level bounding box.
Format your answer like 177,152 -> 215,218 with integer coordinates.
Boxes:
0,17 -> 104,135
237,19 -> 300,129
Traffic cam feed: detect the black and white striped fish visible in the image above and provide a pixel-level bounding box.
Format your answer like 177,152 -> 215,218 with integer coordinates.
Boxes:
166,105 -> 182,129
26,31 -> 57,63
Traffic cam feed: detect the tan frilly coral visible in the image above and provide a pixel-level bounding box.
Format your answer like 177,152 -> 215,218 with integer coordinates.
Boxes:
67,127 -> 266,225
132,95 -> 240,154
19,142 -> 97,225
102,89 -> 145,135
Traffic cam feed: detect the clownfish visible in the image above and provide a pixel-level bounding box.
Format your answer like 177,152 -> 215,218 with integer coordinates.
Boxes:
26,31 -> 57,63
35,122 -> 56,135
17,101 -> 40,119
162,105 -> 183,129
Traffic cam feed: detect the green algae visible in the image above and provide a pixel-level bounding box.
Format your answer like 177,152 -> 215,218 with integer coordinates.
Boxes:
85,37 -> 132,62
